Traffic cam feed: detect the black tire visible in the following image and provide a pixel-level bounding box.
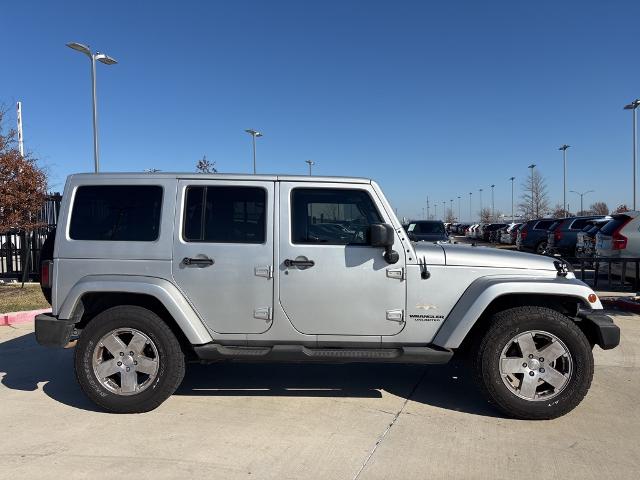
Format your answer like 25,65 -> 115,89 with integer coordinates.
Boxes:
74,305 -> 185,413
39,228 -> 56,304
535,241 -> 547,255
473,306 -> 593,420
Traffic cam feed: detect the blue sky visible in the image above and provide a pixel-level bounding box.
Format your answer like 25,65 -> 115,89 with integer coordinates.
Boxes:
2,0 -> 639,221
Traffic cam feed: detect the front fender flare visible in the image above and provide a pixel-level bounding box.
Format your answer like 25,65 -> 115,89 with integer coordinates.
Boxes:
58,275 -> 213,345
431,275 -> 601,349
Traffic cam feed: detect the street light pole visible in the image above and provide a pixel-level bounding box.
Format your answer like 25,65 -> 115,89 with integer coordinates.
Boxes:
478,189 -> 483,222
490,184 -> 495,221
569,190 -> 594,215
67,42 -> 117,173
509,177 -> 515,223
528,164 -> 536,218
426,196 -> 430,219
624,99 -> 640,210
457,196 -> 461,222
245,129 -> 263,174
469,192 -> 472,223
442,201 -> 446,220
305,159 -> 315,175
434,203 -> 438,219
558,145 -> 570,217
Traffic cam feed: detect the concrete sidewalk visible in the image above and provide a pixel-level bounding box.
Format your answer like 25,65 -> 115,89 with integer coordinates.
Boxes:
0,316 -> 638,479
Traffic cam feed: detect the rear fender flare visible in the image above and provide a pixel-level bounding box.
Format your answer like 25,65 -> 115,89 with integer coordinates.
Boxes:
58,275 -> 213,345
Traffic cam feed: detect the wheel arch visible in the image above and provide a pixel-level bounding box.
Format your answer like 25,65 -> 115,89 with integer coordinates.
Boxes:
432,276 -> 599,350
59,275 -> 213,346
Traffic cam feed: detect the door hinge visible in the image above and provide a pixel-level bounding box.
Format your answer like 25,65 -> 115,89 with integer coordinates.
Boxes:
386,309 -> 404,323
253,307 -> 272,321
386,267 -> 405,280
254,265 -> 273,279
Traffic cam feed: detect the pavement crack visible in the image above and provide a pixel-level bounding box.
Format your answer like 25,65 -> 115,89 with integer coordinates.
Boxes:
352,367 -> 428,480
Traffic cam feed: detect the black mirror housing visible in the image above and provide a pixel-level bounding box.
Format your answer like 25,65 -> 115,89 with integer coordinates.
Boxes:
369,223 -> 399,264
370,223 -> 394,248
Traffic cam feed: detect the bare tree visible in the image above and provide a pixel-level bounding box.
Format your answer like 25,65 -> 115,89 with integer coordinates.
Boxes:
196,155 -> 217,173
445,208 -> 456,223
590,202 -> 609,215
518,169 -> 550,220
614,204 -> 629,213
479,207 -> 493,223
0,107 -> 48,232
551,203 -> 570,219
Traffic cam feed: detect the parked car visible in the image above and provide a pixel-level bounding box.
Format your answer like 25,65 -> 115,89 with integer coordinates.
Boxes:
465,224 -> 478,237
546,216 -> 607,257
482,223 -> 506,242
35,172 -> 618,419
500,223 -> 522,244
516,219 -> 557,254
596,212 -> 640,279
405,220 -> 449,242
576,218 -> 612,260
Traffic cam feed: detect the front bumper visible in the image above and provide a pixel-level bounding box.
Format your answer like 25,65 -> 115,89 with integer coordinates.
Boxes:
577,310 -> 620,350
35,313 -> 77,348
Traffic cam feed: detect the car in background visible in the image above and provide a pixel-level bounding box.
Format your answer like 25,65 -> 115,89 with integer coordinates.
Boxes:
516,218 -> 556,254
466,224 -> 479,237
576,218 -> 612,259
500,223 -> 522,244
404,220 -> 449,242
546,216 -> 607,257
483,223 -> 508,242
596,212 -> 640,279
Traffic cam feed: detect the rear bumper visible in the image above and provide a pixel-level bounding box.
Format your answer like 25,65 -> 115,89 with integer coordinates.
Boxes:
577,310 -> 620,350
35,313 -> 76,348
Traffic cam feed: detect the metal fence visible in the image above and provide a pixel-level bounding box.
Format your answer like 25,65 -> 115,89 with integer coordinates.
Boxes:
564,256 -> 640,292
0,193 -> 61,281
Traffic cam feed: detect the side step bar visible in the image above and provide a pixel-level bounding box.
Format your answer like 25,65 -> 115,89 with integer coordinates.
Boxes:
193,343 -> 453,364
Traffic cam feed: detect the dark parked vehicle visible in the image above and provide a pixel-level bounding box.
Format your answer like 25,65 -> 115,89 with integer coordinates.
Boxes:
546,216 -> 606,257
576,218 -> 612,259
516,219 -> 556,254
404,220 -> 449,242
482,223 -> 508,242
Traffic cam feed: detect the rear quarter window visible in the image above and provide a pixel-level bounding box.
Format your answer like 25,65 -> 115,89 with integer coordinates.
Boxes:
599,218 -> 629,236
534,220 -> 553,230
69,185 -> 163,241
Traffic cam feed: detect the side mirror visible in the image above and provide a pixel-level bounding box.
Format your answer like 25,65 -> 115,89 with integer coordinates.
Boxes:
369,223 -> 399,264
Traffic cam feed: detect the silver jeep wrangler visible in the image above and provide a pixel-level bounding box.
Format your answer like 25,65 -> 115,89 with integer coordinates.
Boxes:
35,173 -> 619,418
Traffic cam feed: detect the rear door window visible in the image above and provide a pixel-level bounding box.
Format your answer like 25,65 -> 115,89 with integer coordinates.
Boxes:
183,186 -> 266,243
534,220 -> 554,230
570,218 -> 591,230
70,185 -> 163,241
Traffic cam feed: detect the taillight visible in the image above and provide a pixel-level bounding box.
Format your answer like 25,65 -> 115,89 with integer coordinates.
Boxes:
520,227 -> 528,240
612,218 -> 632,250
40,260 -> 53,288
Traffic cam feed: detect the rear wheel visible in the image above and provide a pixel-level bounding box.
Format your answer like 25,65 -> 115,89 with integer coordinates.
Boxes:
473,306 -> 593,420
535,241 -> 547,255
74,306 -> 185,413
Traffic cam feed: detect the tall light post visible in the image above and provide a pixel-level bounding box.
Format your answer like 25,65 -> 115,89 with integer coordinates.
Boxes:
558,144 -> 570,217
66,42 -> 117,173
490,184 -> 495,221
426,196 -> 430,219
528,164 -> 536,218
305,159 -> 315,175
245,129 -> 263,174
450,199 -> 454,221
469,192 -> 472,223
509,176 -> 515,223
434,203 -> 438,220
442,201 -> 446,220
624,99 -> 640,210
570,190 -> 594,215
457,196 -> 461,222
478,188 -> 483,222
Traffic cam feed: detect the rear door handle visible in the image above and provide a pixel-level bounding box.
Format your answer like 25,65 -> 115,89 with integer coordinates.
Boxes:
182,256 -> 214,267
284,258 -> 315,268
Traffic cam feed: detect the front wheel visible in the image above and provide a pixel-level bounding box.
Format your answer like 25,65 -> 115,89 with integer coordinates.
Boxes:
473,306 -> 594,420
74,306 -> 185,413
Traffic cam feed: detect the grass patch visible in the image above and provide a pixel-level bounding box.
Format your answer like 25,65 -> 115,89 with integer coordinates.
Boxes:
0,284 -> 50,313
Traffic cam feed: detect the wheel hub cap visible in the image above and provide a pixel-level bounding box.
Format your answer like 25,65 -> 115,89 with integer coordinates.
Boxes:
499,330 -> 573,402
92,328 -> 160,396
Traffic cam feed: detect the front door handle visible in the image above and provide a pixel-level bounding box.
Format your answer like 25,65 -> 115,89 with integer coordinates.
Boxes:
284,258 -> 315,268
182,256 -> 214,267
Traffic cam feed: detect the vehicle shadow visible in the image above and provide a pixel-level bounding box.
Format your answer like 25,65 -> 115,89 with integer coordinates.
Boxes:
0,332 -> 504,418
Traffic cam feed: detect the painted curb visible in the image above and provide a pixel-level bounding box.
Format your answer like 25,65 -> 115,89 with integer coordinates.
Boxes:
1,308 -> 52,326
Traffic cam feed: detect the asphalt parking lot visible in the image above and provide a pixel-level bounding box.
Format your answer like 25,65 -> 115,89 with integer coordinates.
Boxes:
0,317 -> 638,480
